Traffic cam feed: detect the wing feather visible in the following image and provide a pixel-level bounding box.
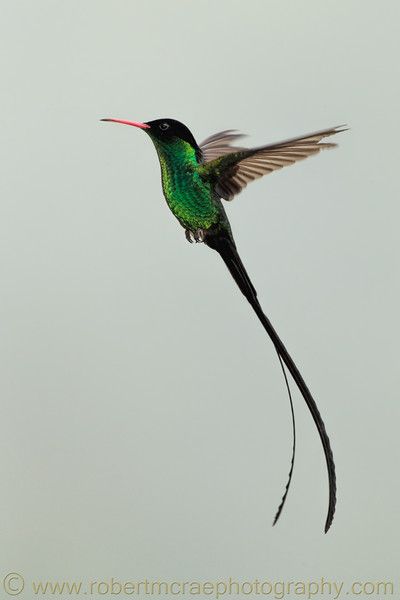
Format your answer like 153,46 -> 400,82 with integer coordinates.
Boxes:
199,130 -> 248,162
200,125 -> 348,201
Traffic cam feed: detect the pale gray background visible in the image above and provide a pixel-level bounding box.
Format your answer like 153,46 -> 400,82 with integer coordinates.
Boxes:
1,0 -> 399,593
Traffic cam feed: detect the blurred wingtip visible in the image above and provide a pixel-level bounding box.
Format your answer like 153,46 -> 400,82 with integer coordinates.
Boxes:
334,124 -> 350,133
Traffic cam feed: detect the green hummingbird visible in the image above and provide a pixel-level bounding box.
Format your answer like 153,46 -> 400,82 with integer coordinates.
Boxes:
101,116 -> 347,532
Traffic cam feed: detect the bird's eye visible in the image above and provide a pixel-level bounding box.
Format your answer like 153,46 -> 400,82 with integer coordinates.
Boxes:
159,123 -> 170,131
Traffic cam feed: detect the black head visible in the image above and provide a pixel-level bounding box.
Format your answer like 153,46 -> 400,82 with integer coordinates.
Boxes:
144,118 -> 199,148
100,116 -> 201,156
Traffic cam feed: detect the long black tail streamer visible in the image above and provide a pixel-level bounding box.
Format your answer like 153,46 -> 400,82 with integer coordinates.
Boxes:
205,231 -> 336,532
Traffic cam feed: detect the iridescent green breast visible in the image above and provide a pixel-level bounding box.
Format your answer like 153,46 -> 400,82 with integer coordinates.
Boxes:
154,139 -> 220,231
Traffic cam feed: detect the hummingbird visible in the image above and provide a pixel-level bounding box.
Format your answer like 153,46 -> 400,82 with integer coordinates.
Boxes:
101,116 -> 347,532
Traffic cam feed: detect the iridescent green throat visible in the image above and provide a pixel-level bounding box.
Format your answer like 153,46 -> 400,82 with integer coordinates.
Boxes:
149,136 -> 220,231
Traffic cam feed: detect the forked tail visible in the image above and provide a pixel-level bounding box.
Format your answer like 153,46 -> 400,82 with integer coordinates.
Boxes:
205,231 -> 336,532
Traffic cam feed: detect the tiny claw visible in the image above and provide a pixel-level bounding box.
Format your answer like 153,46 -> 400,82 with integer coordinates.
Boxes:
185,230 -> 195,244
194,229 -> 205,243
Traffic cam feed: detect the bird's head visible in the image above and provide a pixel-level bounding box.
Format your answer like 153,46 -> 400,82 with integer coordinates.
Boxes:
101,117 -> 200,155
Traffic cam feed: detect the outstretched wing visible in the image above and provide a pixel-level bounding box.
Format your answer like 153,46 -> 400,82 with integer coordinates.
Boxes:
199,130 -> 248,162
199,125 -> 347,201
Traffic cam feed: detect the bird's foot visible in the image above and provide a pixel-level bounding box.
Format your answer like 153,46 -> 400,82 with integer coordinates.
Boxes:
185,229 -> 205,243
185,229 -> 195,243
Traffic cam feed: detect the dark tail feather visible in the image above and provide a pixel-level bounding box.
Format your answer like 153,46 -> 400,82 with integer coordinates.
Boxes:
273,353 -> 296,526
205,232 -> 336,533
